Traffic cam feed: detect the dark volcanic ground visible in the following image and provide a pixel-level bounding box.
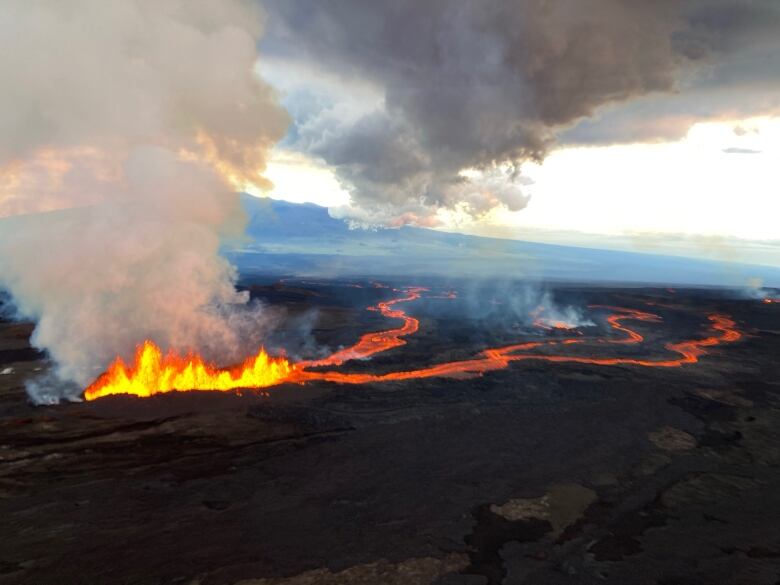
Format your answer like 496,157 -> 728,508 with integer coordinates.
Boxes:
1,280 -> 780,585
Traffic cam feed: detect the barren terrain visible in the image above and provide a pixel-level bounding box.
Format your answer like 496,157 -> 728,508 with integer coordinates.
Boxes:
2,280 -> 780,585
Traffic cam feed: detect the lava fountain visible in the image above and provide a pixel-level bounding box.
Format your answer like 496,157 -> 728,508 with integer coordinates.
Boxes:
83,341 -> 296,401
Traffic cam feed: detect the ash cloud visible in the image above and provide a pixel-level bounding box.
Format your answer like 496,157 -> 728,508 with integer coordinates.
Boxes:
263,0 -> 780,226
0,0 -> 288,401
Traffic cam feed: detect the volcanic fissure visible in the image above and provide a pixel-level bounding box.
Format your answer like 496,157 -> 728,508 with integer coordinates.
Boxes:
83,286 -> 742,401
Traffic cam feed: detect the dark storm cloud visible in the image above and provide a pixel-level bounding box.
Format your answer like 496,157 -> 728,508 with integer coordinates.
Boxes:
563,0 -> 780,146
262,0 -> 780,225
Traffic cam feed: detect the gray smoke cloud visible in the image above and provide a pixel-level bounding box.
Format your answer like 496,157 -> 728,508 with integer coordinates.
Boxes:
0,0 -> 288,401
263,0 -> 780,226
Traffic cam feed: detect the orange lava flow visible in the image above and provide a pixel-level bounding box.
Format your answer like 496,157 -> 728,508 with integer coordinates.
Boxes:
300,310 -> 741,385
83,286 -> 743,401
533,319 -> 577,331
299,287 -> 426,368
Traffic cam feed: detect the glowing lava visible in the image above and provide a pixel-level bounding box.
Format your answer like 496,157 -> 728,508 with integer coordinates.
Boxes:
535,319 -> 577,331
300,287 -> 426,367
83,286 -> 743,401
301,309 -> 741,385
83,340 -> 295,401
530,305 -> 580,331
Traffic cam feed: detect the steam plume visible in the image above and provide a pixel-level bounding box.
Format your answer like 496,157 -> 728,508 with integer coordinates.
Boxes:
0,0 -> 288,401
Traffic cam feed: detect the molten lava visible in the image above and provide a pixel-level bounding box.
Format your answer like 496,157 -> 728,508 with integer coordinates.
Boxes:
299,309 -> 740,385
536,320 -> 577,330
530,305 -> 579,331
83,340 -> 295,401
83,285 -> 743,401
300,287 -> 425,367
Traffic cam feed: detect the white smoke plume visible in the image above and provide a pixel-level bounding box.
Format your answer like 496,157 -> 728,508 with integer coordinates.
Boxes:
0,0 -> 288,402
527,291 -> 594,331
461,280 -> 592,331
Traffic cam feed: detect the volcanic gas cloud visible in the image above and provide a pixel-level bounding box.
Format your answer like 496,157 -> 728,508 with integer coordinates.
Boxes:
0,0 -> 288,402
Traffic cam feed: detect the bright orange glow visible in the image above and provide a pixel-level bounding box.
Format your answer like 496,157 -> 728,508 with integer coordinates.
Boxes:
84,286 -> 743,401
300,287 -> 426,368
530,304 -> 579,331
0,147 -> 119,217
83,340 -> 295,401
763,298 -> 779,304
176,131 -> 273,193
302,309 -> 741,385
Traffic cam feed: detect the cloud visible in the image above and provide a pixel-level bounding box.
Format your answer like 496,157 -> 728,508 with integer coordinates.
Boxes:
262,0 -> 780,226
722,147 -> 762,154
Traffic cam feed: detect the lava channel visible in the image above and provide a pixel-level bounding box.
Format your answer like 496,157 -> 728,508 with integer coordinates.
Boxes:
83,286 -> 742,400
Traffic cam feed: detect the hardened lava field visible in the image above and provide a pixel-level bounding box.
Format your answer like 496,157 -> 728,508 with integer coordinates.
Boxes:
1,279 -> 780,585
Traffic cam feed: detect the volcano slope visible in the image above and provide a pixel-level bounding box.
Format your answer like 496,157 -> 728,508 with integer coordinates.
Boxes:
1,279 -> 780,585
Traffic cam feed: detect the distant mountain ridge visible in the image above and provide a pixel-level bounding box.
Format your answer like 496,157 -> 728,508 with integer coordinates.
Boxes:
1,196 -> 776,287
229,195 -> 780,287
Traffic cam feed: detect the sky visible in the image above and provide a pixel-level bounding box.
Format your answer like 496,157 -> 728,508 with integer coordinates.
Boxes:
252,0 -> 780,267
260,117 -> 780,266
1,0 -> 779,269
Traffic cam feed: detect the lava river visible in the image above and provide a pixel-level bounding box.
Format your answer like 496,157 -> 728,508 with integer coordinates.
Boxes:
83,286 -> 743,400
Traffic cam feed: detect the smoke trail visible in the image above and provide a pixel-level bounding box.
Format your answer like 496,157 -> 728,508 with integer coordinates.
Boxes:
0,0 -> 288,402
